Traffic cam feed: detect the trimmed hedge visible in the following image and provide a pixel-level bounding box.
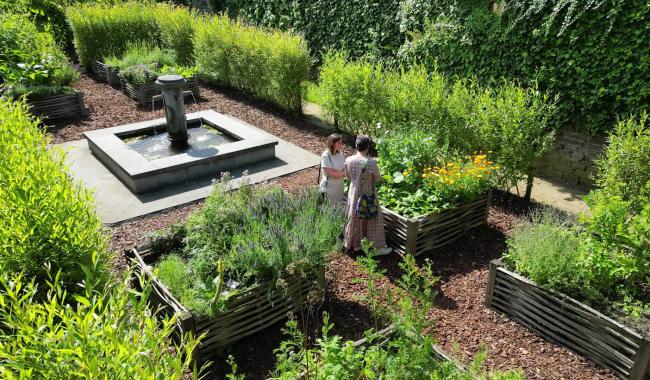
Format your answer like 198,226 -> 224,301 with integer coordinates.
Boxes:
318,52 -> 557,189
226,0 -> 649,134
0,97 -> 107,293
194,15 -> 311,112
66,3 -> 196,68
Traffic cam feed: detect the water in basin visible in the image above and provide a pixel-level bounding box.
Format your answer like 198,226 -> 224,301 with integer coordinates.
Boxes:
122,121 -> 237,160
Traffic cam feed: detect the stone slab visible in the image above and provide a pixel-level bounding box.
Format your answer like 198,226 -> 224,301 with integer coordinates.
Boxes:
58,123 -> 320,226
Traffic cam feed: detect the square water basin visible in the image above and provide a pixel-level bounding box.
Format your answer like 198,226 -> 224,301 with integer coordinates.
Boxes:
84,110 -> 278,193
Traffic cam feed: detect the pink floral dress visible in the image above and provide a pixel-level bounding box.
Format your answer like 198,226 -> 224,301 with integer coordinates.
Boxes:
344,154 -> 387,251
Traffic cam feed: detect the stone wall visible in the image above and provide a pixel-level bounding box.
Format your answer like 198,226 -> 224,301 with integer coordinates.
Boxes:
535,130 -> 606,191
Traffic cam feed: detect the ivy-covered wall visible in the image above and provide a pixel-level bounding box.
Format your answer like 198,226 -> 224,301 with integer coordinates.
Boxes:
225,0 -> 649,135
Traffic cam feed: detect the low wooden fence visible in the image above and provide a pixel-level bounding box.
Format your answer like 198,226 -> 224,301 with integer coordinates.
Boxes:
28,91 -> 87,122
92,61 -> 121,87
383,191 -> 491,256
119,76 -> 200,106
126,245 -> 324,365
485,259 -> 650,379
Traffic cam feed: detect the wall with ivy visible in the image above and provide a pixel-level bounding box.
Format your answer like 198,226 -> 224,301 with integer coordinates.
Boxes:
226,0 -> 649,134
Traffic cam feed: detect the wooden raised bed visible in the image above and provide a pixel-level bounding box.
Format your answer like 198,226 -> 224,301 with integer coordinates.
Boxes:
27,91 -> 87,122
92,60 -> 121,86
485,259 -> 650,379
119,76 -> 200,107
126,245 -> 324,365
382,191 -> 492,256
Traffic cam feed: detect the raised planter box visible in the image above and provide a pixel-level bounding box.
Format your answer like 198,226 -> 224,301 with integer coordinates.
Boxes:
382,191 -> 491,256
126,245 -> 324,365
27,91 -> 87,122
119,76 -> 200,107
485,259 -> 650,379
92,60 -> 121,87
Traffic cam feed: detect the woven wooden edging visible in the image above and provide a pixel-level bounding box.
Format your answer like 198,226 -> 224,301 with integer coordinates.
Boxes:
126,245 -> 324,366
485,259 -> 650,379
295,325 -> 473,379
92,60 -> 121,87
119,76 -> 200,106
27,91 -> 87,122
382,190 -> 492,256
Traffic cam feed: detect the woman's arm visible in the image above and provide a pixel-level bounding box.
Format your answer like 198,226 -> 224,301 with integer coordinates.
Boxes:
325,167 -> 346,178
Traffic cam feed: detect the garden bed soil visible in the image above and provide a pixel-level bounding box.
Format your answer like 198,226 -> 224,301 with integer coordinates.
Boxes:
383,191 -> 491,256
57,76 -> 620,379
126,245 -> 324,365
486,259 -> 650,379
28,91 -> 87,122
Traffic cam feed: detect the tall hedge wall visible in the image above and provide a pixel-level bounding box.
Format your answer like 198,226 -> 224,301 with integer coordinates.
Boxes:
226,0 -> 649,134
66,2 -> 196,68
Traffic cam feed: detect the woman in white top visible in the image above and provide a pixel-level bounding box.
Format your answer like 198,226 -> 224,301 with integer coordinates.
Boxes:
319,133 -> 346,203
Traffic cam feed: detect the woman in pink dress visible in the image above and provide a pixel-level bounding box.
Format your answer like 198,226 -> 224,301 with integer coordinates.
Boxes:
344,135 -> 392,256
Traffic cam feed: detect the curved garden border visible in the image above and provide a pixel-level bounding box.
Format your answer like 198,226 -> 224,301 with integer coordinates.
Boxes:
485,258 -> 650,379
382,191 -> 492,256
125,245 -> 324,365
27,91 -> 87,122
92,60 -> 121,87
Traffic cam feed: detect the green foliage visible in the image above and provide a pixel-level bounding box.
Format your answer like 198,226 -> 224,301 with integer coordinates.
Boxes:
154,4 -> 196,65
193,15 -> 312,112
226,0 -> 404,62
0,265 -> 204,379
226,0 -> 648,134
591,114 -> 650,212
105,43 -> 176,70
154,182 -> 345,316
399,0 -> 649,134
506,114 -> 650,318
0,98 -> 108,294
0,13 -> 78,97
319,52 -> 556,191
66,2 -> 161,68
504,208 -> 587,299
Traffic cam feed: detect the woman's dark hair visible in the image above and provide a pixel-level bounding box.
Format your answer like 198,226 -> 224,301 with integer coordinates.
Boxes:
355,135 -> 371,152
327,133 -> 343,154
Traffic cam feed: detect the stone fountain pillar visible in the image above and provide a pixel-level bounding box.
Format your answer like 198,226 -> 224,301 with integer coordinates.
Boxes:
156,74 -> 188,149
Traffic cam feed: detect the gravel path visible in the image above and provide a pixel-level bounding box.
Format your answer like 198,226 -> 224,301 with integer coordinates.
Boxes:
55,76 -> 616,379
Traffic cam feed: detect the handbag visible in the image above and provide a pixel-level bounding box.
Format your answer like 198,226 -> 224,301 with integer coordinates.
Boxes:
355,159 -> 379,219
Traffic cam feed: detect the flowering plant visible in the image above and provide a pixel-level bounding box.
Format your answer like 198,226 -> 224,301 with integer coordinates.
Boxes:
377,129 -> 497,217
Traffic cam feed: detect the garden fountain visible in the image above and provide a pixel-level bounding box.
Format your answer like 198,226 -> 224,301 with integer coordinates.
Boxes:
84,75 -> 278,194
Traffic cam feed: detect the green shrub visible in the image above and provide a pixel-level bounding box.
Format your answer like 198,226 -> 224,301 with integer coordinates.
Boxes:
319,52 -> 556,189
154,4 -> 196,65
506,114 -> 650,318
194,15 -> 312,112
0,98 -> 107,294
66,2 -> 161,68
591,114 -> 650,212
0,266 -> 204,379
105,43 -> 176,70
0,13 -> 78,96
155,183 -> 345,316
504,209 -> 586,299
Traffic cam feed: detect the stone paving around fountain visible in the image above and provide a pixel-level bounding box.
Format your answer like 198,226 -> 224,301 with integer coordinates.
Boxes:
59,112 -> 320,225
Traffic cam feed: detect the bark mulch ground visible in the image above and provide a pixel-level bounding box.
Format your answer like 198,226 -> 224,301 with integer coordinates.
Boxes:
58,76 -> 616,379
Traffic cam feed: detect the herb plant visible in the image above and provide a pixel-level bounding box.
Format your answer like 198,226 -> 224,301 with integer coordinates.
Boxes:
505,114 -> 650,319
154,182 -> 345,316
